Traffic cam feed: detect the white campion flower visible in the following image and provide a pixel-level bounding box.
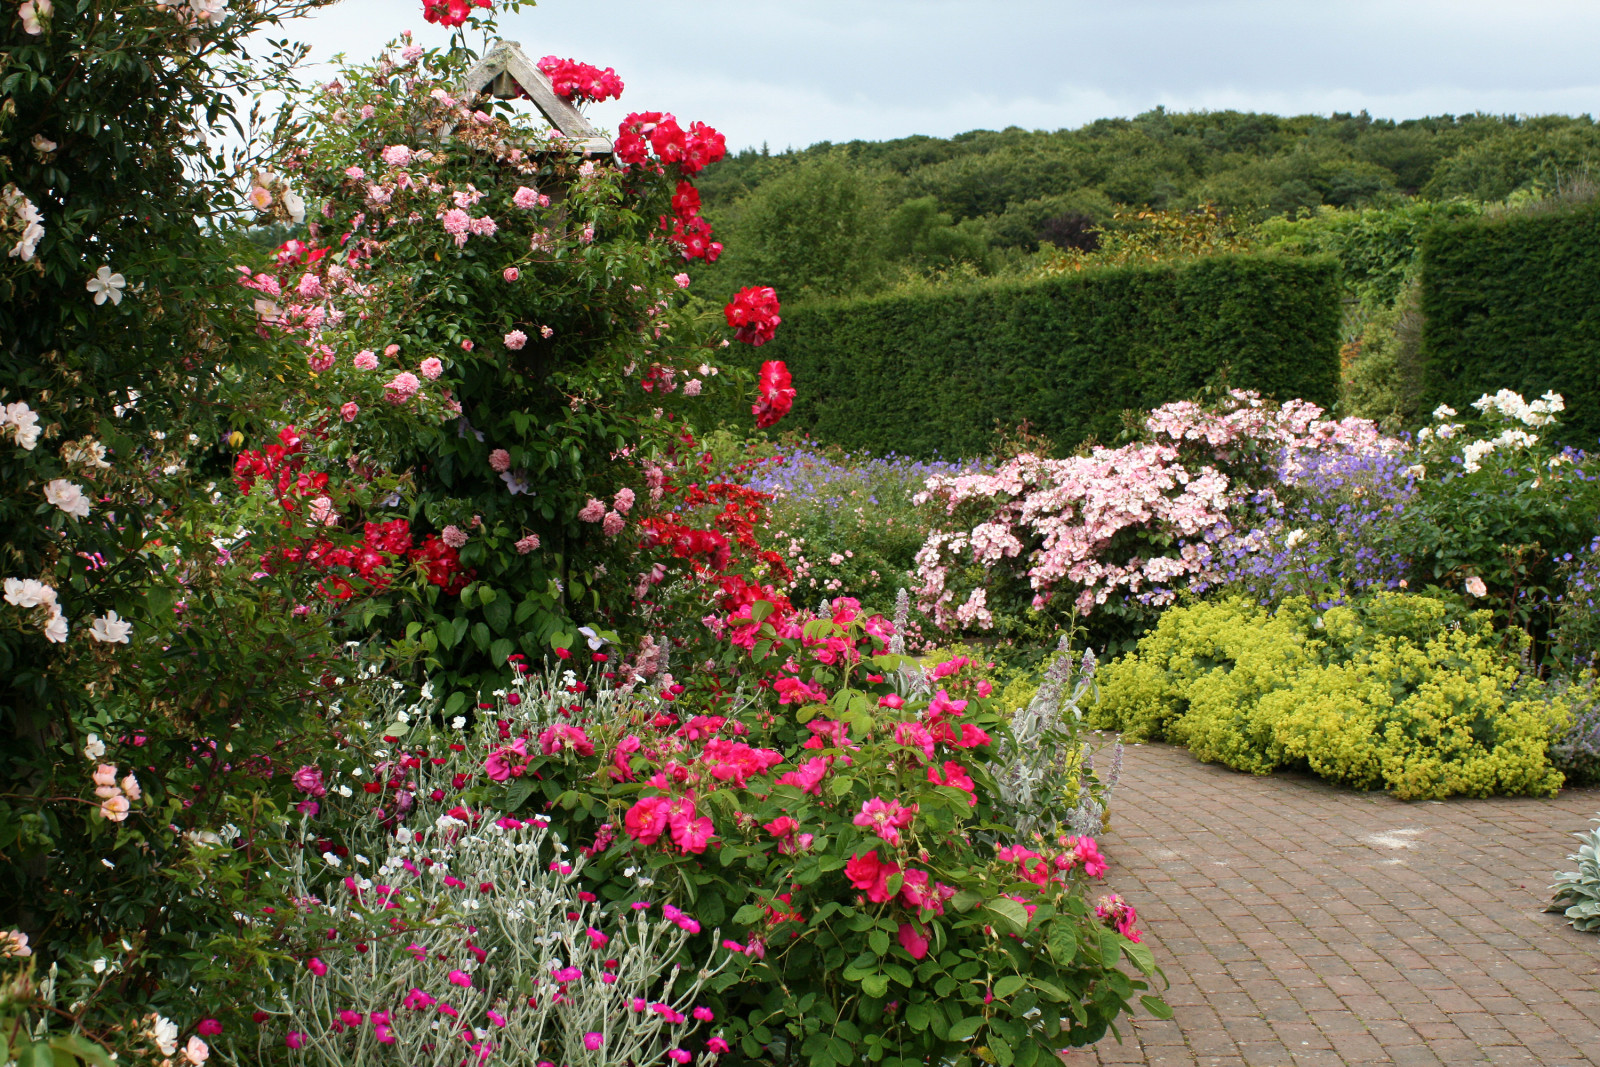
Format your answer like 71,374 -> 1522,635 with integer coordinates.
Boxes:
44,478 -> 91,519
89,611 -> 132,644
86,265 -> 126,306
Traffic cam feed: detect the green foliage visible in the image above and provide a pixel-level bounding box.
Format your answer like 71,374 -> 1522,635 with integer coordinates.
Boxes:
1257,199 -> 1483,317
710,154 -> 893,300
1090,594 -> 1572,800
1341,277 -> 1427,427
1419,198 -> 1600,447
695,110 -> 1600,303
0,0 -> 361,1049
1547,812 -> 1600,933
721,254 -> 1342,458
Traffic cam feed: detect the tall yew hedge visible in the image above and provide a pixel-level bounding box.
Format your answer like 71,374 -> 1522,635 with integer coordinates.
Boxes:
723,254 -> 1342,457
1420,201 -> 1600,447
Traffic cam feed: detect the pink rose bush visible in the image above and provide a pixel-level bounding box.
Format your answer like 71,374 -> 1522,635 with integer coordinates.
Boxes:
914,389 -> 1398,631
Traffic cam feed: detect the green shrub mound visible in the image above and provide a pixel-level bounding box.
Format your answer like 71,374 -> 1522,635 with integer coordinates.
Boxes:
726,254 -> 1341,458
1420,200 -> 1600,447
1089,594 -> 1571,800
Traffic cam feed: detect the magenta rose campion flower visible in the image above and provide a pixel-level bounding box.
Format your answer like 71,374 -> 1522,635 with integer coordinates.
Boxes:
291,765 -> 326,797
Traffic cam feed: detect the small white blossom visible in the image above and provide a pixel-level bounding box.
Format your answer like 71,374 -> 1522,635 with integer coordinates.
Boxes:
86,265 -> 126,306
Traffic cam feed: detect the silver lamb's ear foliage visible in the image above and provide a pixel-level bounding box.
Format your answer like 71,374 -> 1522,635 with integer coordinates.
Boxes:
888,587 -> 910,656
994,635 -> 1119,839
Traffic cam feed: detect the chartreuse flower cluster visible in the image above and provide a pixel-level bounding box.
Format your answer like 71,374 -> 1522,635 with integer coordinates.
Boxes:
1092,593 -> 1572,800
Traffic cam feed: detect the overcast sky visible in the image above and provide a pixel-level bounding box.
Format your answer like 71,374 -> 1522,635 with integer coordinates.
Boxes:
283,0 -> 1600,151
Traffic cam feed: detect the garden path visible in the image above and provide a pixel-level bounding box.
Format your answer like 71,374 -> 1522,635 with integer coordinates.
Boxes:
1074,741 -> 1600,1066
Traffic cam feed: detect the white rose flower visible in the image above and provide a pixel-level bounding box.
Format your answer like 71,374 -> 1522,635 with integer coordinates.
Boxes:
2,401 -> 42,450
151,1015 -> 180,1056
86,265 -> 126,306
281,188 -> 307,224
43,611 -> 68,643
44,478 -> 91,519
83,733 -> 106,761
89,611 -> 133,644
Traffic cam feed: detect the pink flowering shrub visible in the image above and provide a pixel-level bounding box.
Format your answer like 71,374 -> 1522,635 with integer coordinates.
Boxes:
306,598 -> 1166,1063
913,389 -> 1397,637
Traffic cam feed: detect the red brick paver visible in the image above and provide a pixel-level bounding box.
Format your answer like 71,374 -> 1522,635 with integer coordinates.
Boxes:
1075,742 -> 1600,1066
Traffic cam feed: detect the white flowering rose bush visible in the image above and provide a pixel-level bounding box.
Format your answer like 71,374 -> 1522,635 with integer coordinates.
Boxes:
1400,389 -> 1600,648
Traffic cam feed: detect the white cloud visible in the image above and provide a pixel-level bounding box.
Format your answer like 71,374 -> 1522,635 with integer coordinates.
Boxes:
278,0 -> 1600,150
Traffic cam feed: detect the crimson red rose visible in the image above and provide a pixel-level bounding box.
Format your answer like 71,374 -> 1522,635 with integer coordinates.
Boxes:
752,360 -> 795,429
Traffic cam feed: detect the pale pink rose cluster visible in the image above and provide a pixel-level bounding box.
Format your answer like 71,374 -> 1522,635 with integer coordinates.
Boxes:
913,391 -> 1398,629
92,761 -> 141,823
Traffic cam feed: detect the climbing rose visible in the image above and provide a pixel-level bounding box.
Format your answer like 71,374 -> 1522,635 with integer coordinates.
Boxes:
441,525 -> 468,548
504,329 -> 528,350
503,267 -> 520,281
353,350 -> 379,370
602,510 -> 625,537
578,498 -> 605,522
489,449 -> 512,472
897,922 -> 930,960
385,372 -> 420,403
724,286 -> 781,346
421,0 -> 489,28
340,402 -> 359,422
515,534 -> 541,554
419,357 -> 444,380
751,360 -> 795,429
537,56 -> 624,103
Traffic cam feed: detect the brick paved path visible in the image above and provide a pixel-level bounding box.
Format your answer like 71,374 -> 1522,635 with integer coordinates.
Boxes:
1075,741 -> 1600,1066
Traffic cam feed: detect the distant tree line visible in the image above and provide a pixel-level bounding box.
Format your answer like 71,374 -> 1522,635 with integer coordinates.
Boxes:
689,109 -> 1600,304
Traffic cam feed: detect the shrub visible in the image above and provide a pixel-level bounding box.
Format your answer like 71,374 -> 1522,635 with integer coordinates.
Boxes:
1547,677 -> 1600,787
725,254 -> 1342,458
911,390 -> 1396,646
1401,391 -> 1600,650
1090,594 -> 1572,800
285,597 -> 1166,1067
1419,198 -> 1600,447
1547,813 -> 1600,934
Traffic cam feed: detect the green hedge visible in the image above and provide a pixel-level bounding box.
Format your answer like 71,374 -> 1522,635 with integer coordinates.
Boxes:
722,254 -> 1342,458
1421,201 -> 1600,447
